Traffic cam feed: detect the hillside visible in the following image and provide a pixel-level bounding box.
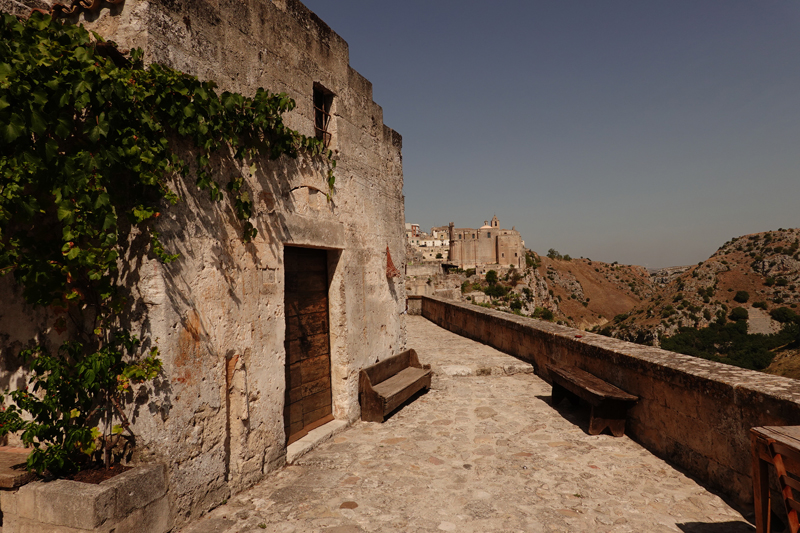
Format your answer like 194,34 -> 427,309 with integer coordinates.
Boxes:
606,228 -> 800,344
450,251 -> 655,331
415,228 -> 800,372
527,255 -> 654,330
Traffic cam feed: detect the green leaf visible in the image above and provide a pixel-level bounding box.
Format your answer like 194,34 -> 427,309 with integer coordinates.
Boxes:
55,116 -> 71,138
45,138 -> 59,161
29,108 -> 47,135
0,95 -> 9,111
0,63 -> 12,81
31,90 -> 48,106
57,204 -> 72,221
2,113 -> 25,142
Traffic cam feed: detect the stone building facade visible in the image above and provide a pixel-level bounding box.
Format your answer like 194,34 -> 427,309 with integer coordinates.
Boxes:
0,0 -> 405,528
438,216 -> 525,269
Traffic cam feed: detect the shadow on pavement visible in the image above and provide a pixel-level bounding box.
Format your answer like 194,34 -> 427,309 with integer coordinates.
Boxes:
676,521 -> 755,532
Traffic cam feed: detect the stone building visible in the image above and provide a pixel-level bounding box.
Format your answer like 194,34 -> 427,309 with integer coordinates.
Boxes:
438,215 -> 525,269
0,0 -> 405,528
405,223 -> 449,262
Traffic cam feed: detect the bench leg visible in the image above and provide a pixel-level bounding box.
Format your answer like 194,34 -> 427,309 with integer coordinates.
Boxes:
552,384 -> 581,408
551,383 -> 566,406
589,402 -> 629,437
360,391 -> 386,423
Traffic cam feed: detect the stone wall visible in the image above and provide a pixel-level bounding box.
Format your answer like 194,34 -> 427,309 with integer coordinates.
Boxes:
0,0 -> 405,527
406,263 -> 443,278
421,295 -> 800,507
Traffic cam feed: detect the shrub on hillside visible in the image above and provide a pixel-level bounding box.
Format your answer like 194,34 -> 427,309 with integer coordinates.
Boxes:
770,307 -> 799,324
483,284 -> 510,298
547,249 -> 562,260
485,270 -> 498,285
733,291 -> 750,303
729,307 -> 749,322
661,320 -> 799,371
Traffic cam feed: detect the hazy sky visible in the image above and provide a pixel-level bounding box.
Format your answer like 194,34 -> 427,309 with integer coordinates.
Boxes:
301,1 -> 800,268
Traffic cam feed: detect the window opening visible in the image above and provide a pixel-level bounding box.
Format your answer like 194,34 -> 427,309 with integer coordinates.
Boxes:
313,84 -> 334,146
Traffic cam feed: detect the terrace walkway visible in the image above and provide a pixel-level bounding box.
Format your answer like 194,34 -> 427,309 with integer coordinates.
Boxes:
180,316 -> 754,533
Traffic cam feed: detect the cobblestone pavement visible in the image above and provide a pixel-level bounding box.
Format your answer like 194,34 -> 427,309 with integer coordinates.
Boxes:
179,317 -> 754,533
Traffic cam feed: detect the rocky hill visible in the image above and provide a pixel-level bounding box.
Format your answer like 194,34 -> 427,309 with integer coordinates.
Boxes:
412,228 -> 800,344
606,228 -> 800,344
410,228 -> 800,375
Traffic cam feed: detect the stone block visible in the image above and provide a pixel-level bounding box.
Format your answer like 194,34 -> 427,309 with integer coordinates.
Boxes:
0,465 -> 168,533
107,494 -> 170,533
1,487 -> 19,516
34,479 -> 114,530
102,464 -> 166,519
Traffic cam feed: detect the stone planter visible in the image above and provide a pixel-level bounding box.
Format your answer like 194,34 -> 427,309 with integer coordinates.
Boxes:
0,464 -> 168,533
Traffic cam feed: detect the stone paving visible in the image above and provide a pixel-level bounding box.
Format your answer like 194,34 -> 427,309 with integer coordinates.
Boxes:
179,316 -> 754,533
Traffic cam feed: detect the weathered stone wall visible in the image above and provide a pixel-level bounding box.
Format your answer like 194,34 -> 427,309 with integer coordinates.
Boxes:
421,295 -> 800,508
406,263 -> 443,278
0,0 -> 405,527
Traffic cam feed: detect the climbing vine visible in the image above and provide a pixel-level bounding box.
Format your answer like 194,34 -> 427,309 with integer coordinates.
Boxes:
0,12 -> 334,476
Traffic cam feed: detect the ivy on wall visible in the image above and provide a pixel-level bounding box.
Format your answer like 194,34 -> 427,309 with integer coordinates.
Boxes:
0,12 -> 335,476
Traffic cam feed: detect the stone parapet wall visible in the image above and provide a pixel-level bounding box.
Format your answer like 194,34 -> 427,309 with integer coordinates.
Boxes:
421,295 -> 800,507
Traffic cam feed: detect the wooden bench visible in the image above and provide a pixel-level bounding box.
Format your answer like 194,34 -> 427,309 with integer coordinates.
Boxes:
359,349 -> 432,422
548,365 -> 638,437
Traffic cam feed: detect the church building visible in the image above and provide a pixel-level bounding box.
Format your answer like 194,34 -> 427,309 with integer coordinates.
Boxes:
437,216 -> 525,269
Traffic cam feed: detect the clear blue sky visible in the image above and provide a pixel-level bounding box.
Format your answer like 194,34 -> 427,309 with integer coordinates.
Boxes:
301,1 -> 800,268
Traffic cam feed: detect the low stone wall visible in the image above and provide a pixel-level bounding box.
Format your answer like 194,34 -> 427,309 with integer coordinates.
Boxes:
406,263 -> 443,277
421,295 -> 800,508
0,464 -> 168,532
407,295 -> 422,316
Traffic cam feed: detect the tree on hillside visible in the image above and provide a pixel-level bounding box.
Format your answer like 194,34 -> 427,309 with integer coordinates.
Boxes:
729,307 -> 749,322
485,270 -> 498,285
733,291 -> 750,303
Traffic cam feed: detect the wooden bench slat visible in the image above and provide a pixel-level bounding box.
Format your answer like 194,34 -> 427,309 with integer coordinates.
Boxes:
549,366 -> 638,403
373,366 -> 430,398
380,368 -> 432,415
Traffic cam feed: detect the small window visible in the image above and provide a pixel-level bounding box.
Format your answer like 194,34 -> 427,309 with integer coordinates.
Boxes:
487,232 -> 491,238
313,84 -> 334,146
502,253 -> 505,258
472,234 -> 475,239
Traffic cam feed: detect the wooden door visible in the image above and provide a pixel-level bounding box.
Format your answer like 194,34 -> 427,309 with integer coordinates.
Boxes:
284,247 -> 333,444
